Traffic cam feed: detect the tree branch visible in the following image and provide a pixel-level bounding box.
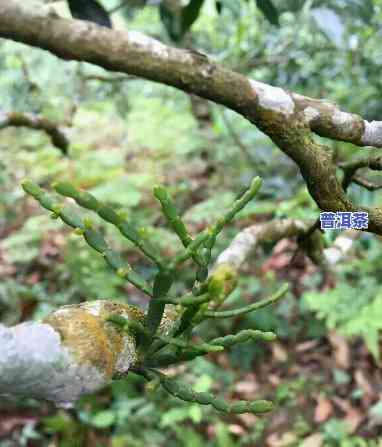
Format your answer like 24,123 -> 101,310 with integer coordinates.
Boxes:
215,219 -> 357,269
340,155 -> 382,190
83,74 -> 136,83
353,176 -> 382,191
0,301 -> 139,408
0,111 -> 69,154
1,1 -> 382,234
1,3 -> 380,146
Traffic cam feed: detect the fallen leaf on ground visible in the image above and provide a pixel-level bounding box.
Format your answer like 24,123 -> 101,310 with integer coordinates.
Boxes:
355,370 -> 374,397
234,380 -> 259,395
0,415 -> 38,437
314,395 -> 333,423
267,431 -> 297,447
332,396 -> 364,432
237,412 -> 258,427
301,433 -> 324,447
296,340 -> 319,352
329,332 -> 350,369
228,424 -> 245,436
271,342 -> 288,363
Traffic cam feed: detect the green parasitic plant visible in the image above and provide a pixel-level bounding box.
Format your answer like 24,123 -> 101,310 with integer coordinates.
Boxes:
22,177 -> 288,415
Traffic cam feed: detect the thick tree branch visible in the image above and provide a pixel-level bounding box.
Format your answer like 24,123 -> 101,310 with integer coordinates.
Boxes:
1,1 -> 382,235
0,301 -> 139,408
1,3 -> 379,147
291,94 -> 382,148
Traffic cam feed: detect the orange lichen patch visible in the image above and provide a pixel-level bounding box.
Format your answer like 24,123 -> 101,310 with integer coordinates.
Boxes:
42,300 -> 181,377
44,308 -> 115,377
43,301 -> 144,378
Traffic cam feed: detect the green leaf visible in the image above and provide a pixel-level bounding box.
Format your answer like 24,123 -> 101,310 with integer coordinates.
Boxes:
342,0 -> 374,24
160,0 -> 205,41
283,0 -> 305,13
215,0 -> 223,14
160,405 -> 201,427
181,0 -> 205,35
90,410 -> 116,428
188,404 -> 203,423
67,0 -> 112,28
90,177 -> 141,207
255,0 -> 279,26
160,407 -> 190,427
193,374 -> 213,392
159,3 -> 182,41
215,422 -> 235,447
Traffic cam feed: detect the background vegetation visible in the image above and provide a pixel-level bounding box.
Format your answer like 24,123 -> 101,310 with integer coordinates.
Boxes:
1,0 -> 382,445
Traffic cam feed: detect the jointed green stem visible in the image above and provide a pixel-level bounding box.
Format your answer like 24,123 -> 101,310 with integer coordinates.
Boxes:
145,269 -> 174,337
170,231 -> 210,268
159,293 -> 211,306
153,185 -> 192,248
147,329 -> 276,367
153,185 -> 207,270
205,177 -> 263,249
154,335 -> 223,353
53,181 -> 164,268
151,370 -> 274,415
204,283 -> 288,318
209,329 -> 276,346
107,314 -> 152,347
22,180 -> 153,296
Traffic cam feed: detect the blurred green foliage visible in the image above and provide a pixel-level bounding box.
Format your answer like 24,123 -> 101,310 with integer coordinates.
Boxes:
302,234 -> 382,360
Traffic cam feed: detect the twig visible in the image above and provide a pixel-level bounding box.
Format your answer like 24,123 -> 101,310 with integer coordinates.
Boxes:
0,111 -> 69,154
353,176 -> 382,191
83,74 -> 137,82
339,155 -> 382,190
220,110 -> 260,168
